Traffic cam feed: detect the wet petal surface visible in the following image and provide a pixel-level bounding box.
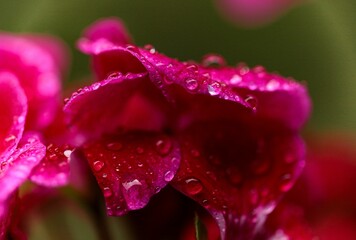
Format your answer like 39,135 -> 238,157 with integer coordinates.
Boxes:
171,122 -> 305,240
0,134 -> 46,202
81,132 -> 180,216
30,144 -> 72,187
64,72 -> 168,145
0,72 -> 27,160
78,19 -> 310,131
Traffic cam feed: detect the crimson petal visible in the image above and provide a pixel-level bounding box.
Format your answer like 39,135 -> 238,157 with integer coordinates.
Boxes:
78,19 -> 310,130
78,17 -> 131,55
30,144 -> 72,187
171,122 -> 305,240
64,72 -> 168,146
0,72 -> 27,160
81,132 -> 180,215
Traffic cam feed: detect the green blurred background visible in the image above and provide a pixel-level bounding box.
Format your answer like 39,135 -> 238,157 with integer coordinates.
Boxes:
1,0 -> 355,132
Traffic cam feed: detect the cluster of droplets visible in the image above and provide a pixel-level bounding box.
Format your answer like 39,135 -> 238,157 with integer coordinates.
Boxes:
83,134 -> 181,215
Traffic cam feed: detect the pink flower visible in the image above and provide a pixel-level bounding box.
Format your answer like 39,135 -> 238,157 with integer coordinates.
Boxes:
262,135 -> 356,239
64,18 -> 311,239
0,34 -> 70,239
215,0 -> 304,27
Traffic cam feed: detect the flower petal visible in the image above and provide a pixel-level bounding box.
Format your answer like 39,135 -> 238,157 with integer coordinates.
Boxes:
0,34 -> 63,130
0,133 -> 46,202
0,72 -> 27,160
170,122 -> 305,240
30,144 -> 72,187
64,72 -> 168,145
78,19 -> 310,130
81,132 -> 180,215
78,17 -> 132,55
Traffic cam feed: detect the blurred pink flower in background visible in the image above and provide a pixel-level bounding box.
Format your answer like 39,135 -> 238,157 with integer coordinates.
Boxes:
0,34 -> 71,240
215,0 -> 305,27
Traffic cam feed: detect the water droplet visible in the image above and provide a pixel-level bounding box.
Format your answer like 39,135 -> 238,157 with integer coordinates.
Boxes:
230,74 -> 242,84
171,157 -> 178,164
92,82 -> 100,90
208,81 -> 221,96
279,174 -> 293,192
106,142 -> 122,151
64,98 -> 70,104
185,78 -> 198,91
136,147 -> 144,154
122,179 -> 142,190
184,178 -> 203,195
191,149 -> 200,158
202,54 -> 226,67
93,161 -> 104,172
144,44 -> 156,54
266,79 -> 280,91
63,150 -> 72,158
156,138 -> 172,155
253,66 -> 265,73
4,135 -> 15,143
244,95 -> 257,110
107,72 -> 122,79
137,162 -> 144,167
48,154 -> 57,160
164,171 -> 175,182
186,64 -> 198,71
102,173 -> 108,178
103,187 -> 112,197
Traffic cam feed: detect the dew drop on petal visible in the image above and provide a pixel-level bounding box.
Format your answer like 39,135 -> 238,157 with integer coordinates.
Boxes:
244,95 -> 257,109
184,178 -> 203,195
63,150 -> 72,158
93,161 -> 104,172
155,138 -> 172,155
208,81 -> 222,96
202,54 -> 226,67
164,171 -> 175,182
136,147 -> 144,154
103,187 -> 112,198
122,179 -> 142,190
230,74 -> 242,84
92,82 -> 100,90
266,79 -> 280,91
107,72 -> 123,79
279,174 -> 293,192
106,142 -> 122,151
144,44 -> 156,54
185,78 -> 198,91
5,134 -> 16,143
